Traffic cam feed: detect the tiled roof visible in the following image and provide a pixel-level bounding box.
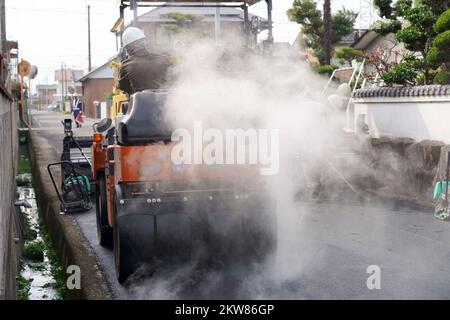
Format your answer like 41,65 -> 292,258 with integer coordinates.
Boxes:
353,85 -> 450,98
138,6 -> 264,23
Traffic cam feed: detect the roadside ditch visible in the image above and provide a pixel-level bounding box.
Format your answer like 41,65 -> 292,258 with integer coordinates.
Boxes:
16,136 -> 65,300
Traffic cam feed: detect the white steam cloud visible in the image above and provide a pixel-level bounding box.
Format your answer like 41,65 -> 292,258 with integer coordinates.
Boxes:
127,36 -> 349,299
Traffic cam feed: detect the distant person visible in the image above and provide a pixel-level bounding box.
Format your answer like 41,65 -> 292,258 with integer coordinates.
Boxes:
118,27 -> 172,95
72,96 -> 82,128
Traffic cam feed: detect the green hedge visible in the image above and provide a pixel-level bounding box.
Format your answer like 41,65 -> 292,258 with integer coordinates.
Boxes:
396,26 -> 428,51
434,8 -> 450,33
433,71 -> 450,84
372,20 -> 402,36
316,64 -> 338,75
382,61 -> 419,85
426,46 -> 446,64
432,30 -> 450,50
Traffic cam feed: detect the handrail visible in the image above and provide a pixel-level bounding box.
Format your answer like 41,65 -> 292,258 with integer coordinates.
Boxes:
322,66 -> 354,94
352,59 -> 366,92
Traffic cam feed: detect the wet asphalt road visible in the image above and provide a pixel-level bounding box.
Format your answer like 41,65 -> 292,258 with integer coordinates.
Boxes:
31,110 -> 450,299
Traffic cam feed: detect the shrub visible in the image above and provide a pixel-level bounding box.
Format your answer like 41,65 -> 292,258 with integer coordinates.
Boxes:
316,64 -> 338,75
380,54 -> 422,86
23,240 -> 45,262
17,274 -> 31,300
382,61 -> 420,86
426,46 -> 446,65
428,9 -> 450,84
396,26 -> 428,51
433,71 -> 450,85
432,30 -> 450,50
334,46 -> 363,64
18,155 -> 31,174
372,0 -> 448,85
22,213 -> 38,242
372,19 -> 402,36
434,8 -> 450,33
24,228 -> 38,242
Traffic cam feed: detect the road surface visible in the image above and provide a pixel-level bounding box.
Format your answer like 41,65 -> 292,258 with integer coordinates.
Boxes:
31,109 -> 450,299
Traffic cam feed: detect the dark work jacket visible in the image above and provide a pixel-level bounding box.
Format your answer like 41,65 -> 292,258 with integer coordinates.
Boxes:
118,50 -> 171,95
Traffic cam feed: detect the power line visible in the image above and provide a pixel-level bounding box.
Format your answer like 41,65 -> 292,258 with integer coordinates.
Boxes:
24,53 -> 114,57
60,0 -> 117,3
58,0 -> 115,3
6,6 -> 114,16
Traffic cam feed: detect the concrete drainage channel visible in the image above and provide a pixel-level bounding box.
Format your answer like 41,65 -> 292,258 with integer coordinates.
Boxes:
20,131 -> 111,300
17,182 -> 62,300
16,137 -> 62,300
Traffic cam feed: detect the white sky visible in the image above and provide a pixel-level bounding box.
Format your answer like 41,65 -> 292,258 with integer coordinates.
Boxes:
5,0 -> 363,90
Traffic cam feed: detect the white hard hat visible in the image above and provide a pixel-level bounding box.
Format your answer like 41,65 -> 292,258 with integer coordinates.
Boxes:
122,27 -> 146,48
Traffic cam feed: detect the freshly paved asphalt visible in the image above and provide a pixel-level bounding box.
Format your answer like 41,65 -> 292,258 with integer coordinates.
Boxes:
31,109 -> 450,299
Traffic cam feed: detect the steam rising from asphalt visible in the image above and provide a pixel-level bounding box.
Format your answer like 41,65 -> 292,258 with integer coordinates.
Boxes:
127,38 -> 347,299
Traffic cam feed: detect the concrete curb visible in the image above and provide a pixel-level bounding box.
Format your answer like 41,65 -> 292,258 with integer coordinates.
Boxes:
29,131 -> 112,300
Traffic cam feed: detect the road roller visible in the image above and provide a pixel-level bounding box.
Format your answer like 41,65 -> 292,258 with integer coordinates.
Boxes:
92,90 -> 276,283
92,0 -> 277,283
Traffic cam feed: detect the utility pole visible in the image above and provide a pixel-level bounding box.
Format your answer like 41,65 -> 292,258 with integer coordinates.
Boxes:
64,64 -> 67,110
60,63 -> 64,109
119,5 -> 125,46
242,4 -> 249,46
215,7 -> 221,45
323,0 -> 332,65
0,0 -> 6,52
88,5 -> 92,72
61,63 -> 67,111
130,0 -> 138,26
28,77 -> 32,113
45,74 -> 48,107
266,0 -> 273,43
37,81 -> 40,110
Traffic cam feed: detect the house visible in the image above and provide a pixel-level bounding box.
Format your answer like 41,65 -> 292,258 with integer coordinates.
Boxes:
78,60 -> 115,119
330,29 -> 367,66
351,30 -> 404,61
351,30 -> 406,80
292,29 -> 366,67
131,5 -> 267,50
36,84 -> 57,108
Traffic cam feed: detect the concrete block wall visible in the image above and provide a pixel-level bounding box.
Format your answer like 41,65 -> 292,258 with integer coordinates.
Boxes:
351,85 -> 450,143
0,90 -> 20,300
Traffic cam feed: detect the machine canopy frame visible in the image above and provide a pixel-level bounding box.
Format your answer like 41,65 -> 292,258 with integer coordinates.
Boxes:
118,0 -> 273,43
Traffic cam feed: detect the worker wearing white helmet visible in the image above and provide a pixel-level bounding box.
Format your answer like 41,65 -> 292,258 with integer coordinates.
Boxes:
122,26 -> 146,48
118,27 -> 172,95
